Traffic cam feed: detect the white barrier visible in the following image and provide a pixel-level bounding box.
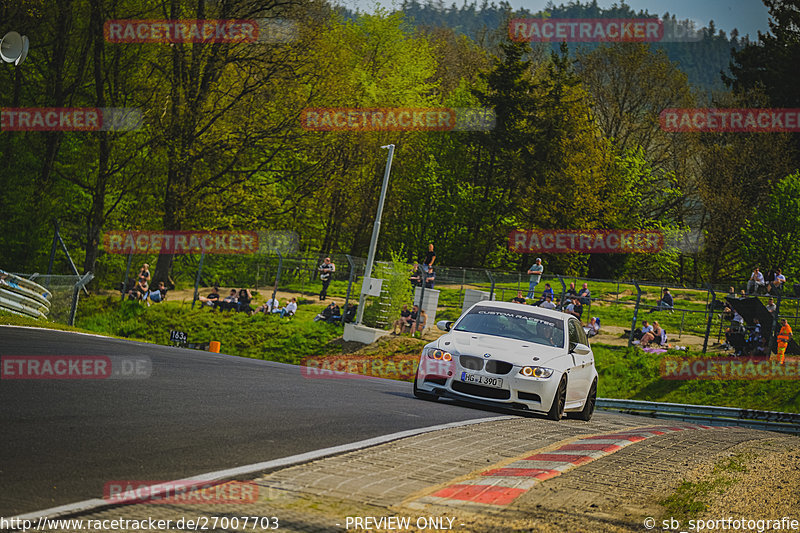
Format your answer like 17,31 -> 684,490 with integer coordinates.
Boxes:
0,269 -> 52,319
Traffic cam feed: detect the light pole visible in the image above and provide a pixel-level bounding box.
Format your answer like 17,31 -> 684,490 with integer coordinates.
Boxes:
356,144 -> 395,325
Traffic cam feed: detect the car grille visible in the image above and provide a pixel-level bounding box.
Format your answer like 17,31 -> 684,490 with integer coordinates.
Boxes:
452,381 -> 511,400
485,360 -> 513,375
459,355 -> 484,371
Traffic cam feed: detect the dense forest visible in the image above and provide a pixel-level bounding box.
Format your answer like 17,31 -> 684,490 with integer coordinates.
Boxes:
1,0 -> 799,288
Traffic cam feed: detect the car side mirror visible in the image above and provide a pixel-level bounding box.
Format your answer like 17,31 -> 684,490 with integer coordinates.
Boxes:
436,320 -> 452,332
571,343 -> 591,356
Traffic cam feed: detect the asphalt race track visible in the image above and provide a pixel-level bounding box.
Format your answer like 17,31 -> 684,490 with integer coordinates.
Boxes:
0,326 -> 499,517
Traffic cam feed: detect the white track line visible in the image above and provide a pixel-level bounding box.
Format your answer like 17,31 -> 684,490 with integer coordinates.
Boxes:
4,416 -> 514,523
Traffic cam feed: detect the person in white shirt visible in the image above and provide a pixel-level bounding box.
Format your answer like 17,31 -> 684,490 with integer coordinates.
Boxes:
280,297 -> 298,318
768,268 -> 786,294
540,294 -> 557,309
747,267 -> 765,294
256,296 -> 280,314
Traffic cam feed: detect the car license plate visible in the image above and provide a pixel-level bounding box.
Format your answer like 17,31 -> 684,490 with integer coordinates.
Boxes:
461,372 -> 503,388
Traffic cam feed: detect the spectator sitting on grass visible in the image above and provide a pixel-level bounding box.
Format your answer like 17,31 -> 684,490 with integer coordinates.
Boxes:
768,268 -> 786,295
539,294 -> 557,310
584,317 -> 600,338
650,288 -> 674,313
280,298 -> 298,318
565,282 -> 578,299
640,321 -> 664,347
237,288 -> 254,314
128,278 -> 148,301
314,302 -> 341,323
146,281 -> 168,306
409,308 -> 428,336
565,297 -> 583,320
198,285 -> 220,307
217,289 -> 238,311
633,320 -> 652,341
256,295 -> 280,314
511,291 -> 526,304
577,283 -> 591,305
747,267 -> 765,294
391,304 -> 414,334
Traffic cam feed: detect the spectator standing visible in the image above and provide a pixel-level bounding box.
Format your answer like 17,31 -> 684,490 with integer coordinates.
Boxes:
409,263 -> 422,287
766,297 -> 777,314
511,291 -> 526,304
318,257 -> 335,301
425,266 -> 436,289
421,244 -> 436,273
777,318 -> 793,364
526,258 -> 544,299
747,267 -> 765,294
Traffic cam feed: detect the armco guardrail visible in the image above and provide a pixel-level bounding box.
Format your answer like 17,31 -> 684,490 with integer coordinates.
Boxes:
598,398 -> 800,435
0,269 -> 52,319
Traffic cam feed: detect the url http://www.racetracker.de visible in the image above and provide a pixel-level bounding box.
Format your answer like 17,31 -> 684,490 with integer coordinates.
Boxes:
646,516 -> 800,532
0,515 -> 280,532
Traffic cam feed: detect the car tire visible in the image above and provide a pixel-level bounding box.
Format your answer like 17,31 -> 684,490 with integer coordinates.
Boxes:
547,376 -> 567,421
413,373 -> 438,402
569,379 -> 597,421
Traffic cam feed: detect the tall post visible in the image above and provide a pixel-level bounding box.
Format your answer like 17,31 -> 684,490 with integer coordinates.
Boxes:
191,251 -> 205,309
271,250 -> 283,304
356,144 -> 395,325
628,281 -> 643,347
702,284 -> 716,354
342,255 -> 356,324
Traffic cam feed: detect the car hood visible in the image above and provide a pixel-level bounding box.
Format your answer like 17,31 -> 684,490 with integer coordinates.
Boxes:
438,330 -> 565,366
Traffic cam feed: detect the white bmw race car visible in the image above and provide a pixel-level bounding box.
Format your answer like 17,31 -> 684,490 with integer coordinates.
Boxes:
413,300 -> 598,421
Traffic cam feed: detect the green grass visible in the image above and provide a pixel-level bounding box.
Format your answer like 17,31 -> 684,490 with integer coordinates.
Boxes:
660,453 -> 752,521
72,295 -> 344,364
594,343 -> 800,412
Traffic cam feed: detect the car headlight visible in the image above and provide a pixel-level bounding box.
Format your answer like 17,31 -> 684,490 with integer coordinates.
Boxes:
423,347 -> 453,361
519,366 -> 554,378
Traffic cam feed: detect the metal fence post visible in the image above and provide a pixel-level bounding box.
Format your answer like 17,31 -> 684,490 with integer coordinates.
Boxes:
769,292 -> 783,356
191,251 -> 205,309
69,272 -> 94,326
628,281 -> 643,347
556,275 -> 566,308
342,255 -> 356,324
485,270 -> 495,300
702,284 -> 716,354
271,250 -> 284,304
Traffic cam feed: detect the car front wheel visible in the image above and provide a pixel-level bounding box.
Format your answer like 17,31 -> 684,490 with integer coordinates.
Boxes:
547,376 -> 567,421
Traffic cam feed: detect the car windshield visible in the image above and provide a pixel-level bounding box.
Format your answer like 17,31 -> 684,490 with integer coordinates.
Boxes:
453,306 -> 565,348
